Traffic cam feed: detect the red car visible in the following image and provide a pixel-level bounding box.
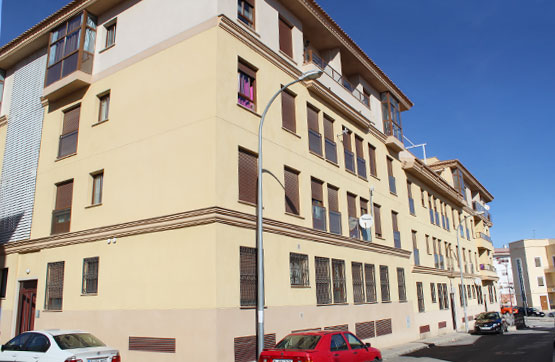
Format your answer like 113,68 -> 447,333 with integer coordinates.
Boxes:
258,330 -> 382,362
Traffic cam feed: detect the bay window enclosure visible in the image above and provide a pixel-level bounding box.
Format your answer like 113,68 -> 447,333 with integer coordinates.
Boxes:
46,11 -> 97,86
381,91 -> 402,140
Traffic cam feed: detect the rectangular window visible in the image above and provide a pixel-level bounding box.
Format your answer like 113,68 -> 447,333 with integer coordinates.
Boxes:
387,157 -> 396,194
105,21 -> 116,48
240,246 -> 256,307
281,89 -> 296,132
407,181 -> 415,215
426,235 -> 431,255
421,188 -> 426,207
238,59 -> 257,111
311,178 -> 326,231
364,264 -> 377,303
91,171 -> 103,205
307,104 -> 322,156
412,231 -> 419,266
323,114 -> 337,163
238,148 -> 258,204
416,282 -> 424,312
332,259 -> 346,303
373,203 -> 382,238
430,282 -> 436,303
352,262 -> 364,304
347,193 -> 359,239
82,257 -> 99,294
452,168 -> 466,200
327,184 -> 341,235
538,276 -> 545,287
237,0 -> 255,28
392,211 -> 400,248
315,256 -> 331,305
368,144 -> 377,177
355,136 -> 366,178
278,17 -> 293,58
397,268 -> 406,302
379,265 -> 390,302
343,128 -> 355,173
52,180 -> 73,234
0,268 -> 8,298
290,253 -> 309,287
535,257 -> 542,267
381,91 -> 402,140
58,105 -> 80,158
98,92 -> 110,123
45,261 -> 65,311
284,167 -> 300,215
437,283 -> 444,309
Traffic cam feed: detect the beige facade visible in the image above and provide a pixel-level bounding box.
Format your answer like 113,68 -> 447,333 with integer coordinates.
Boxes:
0,0 -> 498,361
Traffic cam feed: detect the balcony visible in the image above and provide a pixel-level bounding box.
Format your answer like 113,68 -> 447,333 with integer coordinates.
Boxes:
480,264 -> 496,272
393,231 -> 401,249
329,210 -> 342,235
312,205 -> 327,231
473,201 -> 492,222
476,232 -> 494,252
479,263 -> 498,280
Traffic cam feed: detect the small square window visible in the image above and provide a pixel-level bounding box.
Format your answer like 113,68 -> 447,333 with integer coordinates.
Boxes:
105,21 -> 117,48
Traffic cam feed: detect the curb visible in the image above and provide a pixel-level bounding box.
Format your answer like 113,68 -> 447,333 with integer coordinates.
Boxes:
381,332 -> 471,359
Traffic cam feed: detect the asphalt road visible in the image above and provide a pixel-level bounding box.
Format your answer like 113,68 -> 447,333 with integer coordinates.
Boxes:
387,324 -> 555,362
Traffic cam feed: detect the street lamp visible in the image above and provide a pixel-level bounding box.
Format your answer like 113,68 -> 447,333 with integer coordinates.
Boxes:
256,69 -> 323,358
456,211 -> 484,333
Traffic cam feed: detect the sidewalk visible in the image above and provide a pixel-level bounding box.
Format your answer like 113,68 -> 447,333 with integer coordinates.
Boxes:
380,331 -> 472,360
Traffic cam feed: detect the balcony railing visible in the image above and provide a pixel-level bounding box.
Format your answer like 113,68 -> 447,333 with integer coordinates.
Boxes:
414,249 -> 420,266
344,150 -> 355,173
309,130 -> 322,156
304,48 -> 370,108
384,120 -> 402,141
312,205 -> 327,231
356,157 -> 367,179
393,231 -> 401,249
480,264 -> 496,272
361,226 -> 370,241
408,198 -> 415,215
329,210 -> 342,235
477,232 -> 492,243
389,176 -> 397,194
324,139 -> 337,163
473,201 -> 492,221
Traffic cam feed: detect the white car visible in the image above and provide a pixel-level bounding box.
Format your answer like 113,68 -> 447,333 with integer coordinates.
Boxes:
0,330 -> 120,362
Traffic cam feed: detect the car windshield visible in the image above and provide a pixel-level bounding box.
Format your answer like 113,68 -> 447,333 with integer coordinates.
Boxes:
476,312 -> 499,320
53,333 -> 106,350
275,335 -> 321,350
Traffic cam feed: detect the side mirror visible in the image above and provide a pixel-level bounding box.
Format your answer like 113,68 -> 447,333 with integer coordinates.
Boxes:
365,342 -> 371,348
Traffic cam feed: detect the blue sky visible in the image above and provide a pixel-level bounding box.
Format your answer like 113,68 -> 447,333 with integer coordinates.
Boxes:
2,0 -> 554,247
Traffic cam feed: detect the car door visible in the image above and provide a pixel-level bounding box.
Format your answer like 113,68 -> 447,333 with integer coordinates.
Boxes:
15,333 -> 52,362
344,333 -> 372,362
0,332 -> 33,361
329,333 -> 353,362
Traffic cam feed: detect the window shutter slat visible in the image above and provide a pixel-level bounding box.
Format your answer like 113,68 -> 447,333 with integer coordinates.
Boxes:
347,193 -> 357,218
281,91 -> 296,132
284,168 -> 300,215
307,105 -> 319,132
327,185 -> 338,211
278,17 -> 293,57
311,178 -> 323,202
355,136 -> 363,156
62,106 -> 80,134
323,115 -> 334,140
55,181 -> 74,210
238,149 -> 257,204
238,61 -> 256,79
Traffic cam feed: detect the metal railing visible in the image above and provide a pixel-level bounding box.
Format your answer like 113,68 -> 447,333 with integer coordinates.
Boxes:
384,120 -> 402,141
477,232 -> 492,243
329,210 -> 342,235
344,150 -> 355,173
480,264 -> 496,272
324,139 -> 337,163
473,201 -> 492,221
308,129 -> 322,156
356,157 -> 367,179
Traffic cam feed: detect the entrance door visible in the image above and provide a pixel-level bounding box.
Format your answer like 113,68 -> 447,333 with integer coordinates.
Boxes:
449,292 -> 456,330
540,295 -> 548,311
17,280 -> 37,334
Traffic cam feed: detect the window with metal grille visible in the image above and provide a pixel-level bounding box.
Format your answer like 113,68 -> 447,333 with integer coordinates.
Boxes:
380,265 -> 390,302
240,247 -> 256,307
307,104 -> 322,156
442,283 -> 449,309
238,148 -> 257,204
352,262 -> 364,304
281,89 -> 296,133
416,282 -> 425,312
91,171 -> 103,205
315,257 -> 331,305
98,92 -> 110,123
51,180 -> 73,234
82,257 -> 99,294
0,268 -> 7,298
237,0 -> 255,28
364,264 -> 377,303
284,167 -> 300,215
58,105 -> 80,158
238,59 -> 257,111
397,268 -> 406,302
278,17 -> 293,57
332,259 -> 346,304
437,283 -> 444,309
290,253 -> 309,287
430,282 -> 437,303
373,203 -> 382,238
45,261 -> 65,310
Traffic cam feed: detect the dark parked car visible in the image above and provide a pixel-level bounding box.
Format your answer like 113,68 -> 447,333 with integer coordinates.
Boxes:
474,312 -> 507,334
526,307 -> 545,317
258,330 -> 382,362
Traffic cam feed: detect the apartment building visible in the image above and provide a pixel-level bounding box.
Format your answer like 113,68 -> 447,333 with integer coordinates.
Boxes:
0,0 -> 498,361
510,239 -> 555,311
494,247 -> 516,306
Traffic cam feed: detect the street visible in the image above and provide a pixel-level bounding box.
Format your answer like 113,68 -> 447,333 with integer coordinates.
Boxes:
385,318 -> 555,362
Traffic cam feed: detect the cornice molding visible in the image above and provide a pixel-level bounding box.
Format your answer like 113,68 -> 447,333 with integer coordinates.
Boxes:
1,207 -> 412,259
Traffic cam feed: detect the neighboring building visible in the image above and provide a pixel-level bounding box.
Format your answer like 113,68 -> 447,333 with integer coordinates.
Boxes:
494,247 -> 516,306
510,239 -> 555,311
0,1 -> 498,361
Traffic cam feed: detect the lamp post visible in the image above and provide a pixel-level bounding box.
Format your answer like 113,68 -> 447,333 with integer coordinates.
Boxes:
256,69 -> 323,358
456,211 -> 484,332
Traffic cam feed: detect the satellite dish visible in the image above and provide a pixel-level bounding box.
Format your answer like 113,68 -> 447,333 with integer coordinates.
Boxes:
484,204 -> 490,211
474,278 -> 481,286
359,214 -> 373,229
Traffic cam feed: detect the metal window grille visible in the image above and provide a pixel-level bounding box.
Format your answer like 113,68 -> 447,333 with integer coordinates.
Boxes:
351,262 -> 364,304
45,261 -> 65,311
355,321 -> 375,340
82,257 -> 99,294
416,282 -> 425,312
364,264 -> 377,303
332,259 -> 346,304
379,265 -> 390,302
375,318 -> 392,336
437,283 -> 444,310
238,148 -> 258,204
240,247 -> 256,307
234,334 -> 275,362
442,283 -> 449,309
397,268 -> 406,302
430,283 -> 437,303
315,257 -> 331,305
290,253 -> 309,287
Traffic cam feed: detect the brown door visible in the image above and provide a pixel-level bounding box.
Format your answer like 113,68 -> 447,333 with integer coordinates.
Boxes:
17,280 -> 37,334
540,295 -> 548,311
